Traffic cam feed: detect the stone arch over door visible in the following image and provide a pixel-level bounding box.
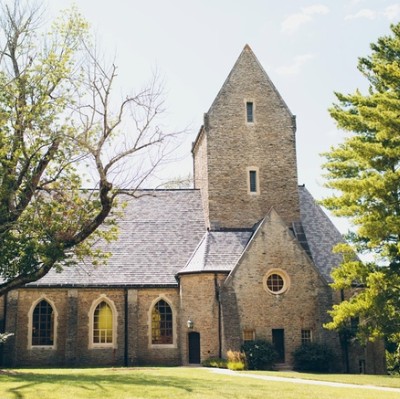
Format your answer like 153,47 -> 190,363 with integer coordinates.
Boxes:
188,332 -> 200,364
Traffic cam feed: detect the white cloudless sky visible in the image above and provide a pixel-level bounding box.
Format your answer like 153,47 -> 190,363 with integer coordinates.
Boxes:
48,0 -> 400,232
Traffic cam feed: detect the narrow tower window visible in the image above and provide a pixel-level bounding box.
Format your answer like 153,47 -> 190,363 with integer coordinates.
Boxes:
246,101 -> 254,123
247,167 -> 260,195
249,170 -> 257,192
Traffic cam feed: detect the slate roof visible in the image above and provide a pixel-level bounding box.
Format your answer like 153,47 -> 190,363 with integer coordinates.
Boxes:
28,190 -> 205,287
298,185 -> 344,282
180,230 -> 253,274
177,186 -> 344,282
25,186 -> 344,288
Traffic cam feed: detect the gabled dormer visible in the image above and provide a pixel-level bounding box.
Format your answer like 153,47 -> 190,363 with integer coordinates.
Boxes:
193,45 -> 300,229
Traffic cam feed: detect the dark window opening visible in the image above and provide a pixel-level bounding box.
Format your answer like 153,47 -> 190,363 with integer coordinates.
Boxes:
249,170 -> 257,193
301,329 -> 312,344
32,300 -> 54,346
267,273 -> 284,292
246,102 -> 254,123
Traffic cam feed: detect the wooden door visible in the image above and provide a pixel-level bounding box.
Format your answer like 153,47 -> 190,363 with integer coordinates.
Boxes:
188,332 -> 201,364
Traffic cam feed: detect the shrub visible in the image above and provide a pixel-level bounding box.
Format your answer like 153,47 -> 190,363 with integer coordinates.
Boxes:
226,350 -> 246,371
241,340 -> 278,370
202,357 -> 228,368
292,343 -> 335,372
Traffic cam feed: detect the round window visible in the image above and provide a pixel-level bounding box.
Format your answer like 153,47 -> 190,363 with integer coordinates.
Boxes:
266,273 -> 284,292
263,269 -> 290,295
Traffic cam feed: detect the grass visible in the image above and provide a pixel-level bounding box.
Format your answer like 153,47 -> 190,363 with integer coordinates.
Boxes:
246,370 -> 400,388
0,367 -> 399,399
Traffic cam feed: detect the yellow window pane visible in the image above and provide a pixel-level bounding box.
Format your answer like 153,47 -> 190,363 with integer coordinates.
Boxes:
98,304 -> 112,330
93,302 -> 113,344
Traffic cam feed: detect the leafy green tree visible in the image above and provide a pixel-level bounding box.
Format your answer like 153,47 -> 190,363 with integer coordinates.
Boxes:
0,1 -> 177,296
322,23 -> 400,345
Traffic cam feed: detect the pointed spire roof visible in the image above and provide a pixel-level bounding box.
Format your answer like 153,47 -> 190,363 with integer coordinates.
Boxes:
207,44 -> 293,118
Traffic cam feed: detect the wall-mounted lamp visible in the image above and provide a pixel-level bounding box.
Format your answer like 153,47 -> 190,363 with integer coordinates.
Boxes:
187,318 -> 194,329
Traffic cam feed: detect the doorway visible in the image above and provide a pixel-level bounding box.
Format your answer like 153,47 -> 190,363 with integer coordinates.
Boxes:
188,332 -> 201,364
272,329 -> 285,363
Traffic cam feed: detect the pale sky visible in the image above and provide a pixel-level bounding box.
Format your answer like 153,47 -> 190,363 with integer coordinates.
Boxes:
48,0 -> 400,231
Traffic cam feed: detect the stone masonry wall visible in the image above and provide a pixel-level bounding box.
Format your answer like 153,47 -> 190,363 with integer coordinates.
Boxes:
200,46 -> 300,229
3,287 -> 181,367
193,127 -> 210,228
179,273 -> 226,364
5,289 -> 69,367
134,288 -> 181,365
221,210 -> 338,366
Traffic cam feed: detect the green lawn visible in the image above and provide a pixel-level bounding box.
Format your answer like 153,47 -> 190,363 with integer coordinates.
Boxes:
247,370 -> 400,388
0,367 -> 399,399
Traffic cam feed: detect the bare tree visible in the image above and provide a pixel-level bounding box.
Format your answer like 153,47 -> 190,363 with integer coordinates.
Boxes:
0,1 -> 181,296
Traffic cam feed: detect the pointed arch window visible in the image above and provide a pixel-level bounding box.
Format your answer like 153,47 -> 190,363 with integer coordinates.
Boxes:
93,301 -> 113,344
151,300 -> 173,345
32,300 -> 54,346
89,297 -> 118,349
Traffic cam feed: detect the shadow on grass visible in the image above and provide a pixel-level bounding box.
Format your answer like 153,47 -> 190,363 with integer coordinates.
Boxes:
1,368 -> 197,399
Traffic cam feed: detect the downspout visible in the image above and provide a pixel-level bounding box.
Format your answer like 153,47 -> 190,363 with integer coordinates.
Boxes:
124,288 -> 129,367
214,274 -> 222,358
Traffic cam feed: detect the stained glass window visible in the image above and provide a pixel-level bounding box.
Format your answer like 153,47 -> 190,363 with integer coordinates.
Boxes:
152,300 -> 173,344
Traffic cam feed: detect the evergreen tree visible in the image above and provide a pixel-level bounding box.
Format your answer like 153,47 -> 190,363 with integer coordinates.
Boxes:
322,23 -> 400,344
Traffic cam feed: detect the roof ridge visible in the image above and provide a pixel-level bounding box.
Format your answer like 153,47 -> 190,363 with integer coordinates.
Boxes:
203,231 -> 212,269
178,232 -> 208,275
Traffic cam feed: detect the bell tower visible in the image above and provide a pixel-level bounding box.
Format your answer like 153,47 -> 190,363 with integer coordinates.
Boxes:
193,45 -> 300,229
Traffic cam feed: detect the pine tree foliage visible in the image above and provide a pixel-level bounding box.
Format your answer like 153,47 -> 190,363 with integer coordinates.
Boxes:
322,23 -> 400,343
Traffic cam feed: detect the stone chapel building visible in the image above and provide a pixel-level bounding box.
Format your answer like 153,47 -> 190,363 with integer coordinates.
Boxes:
0,45 -> 386,373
